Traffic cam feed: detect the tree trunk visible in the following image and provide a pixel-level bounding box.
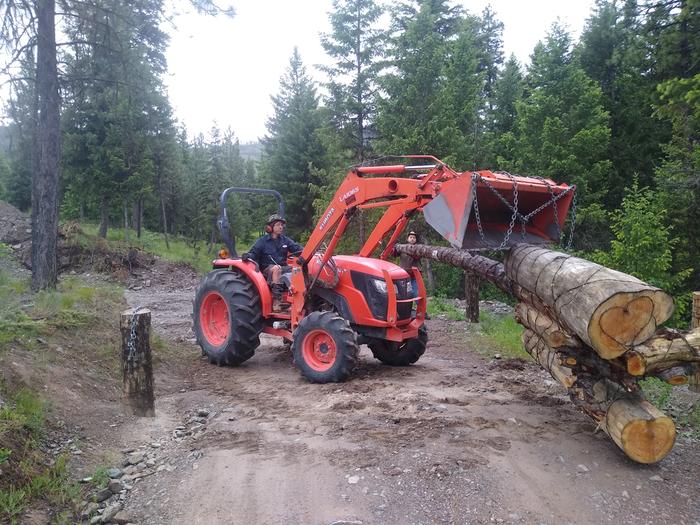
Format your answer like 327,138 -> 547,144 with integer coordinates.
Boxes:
120,308 -> 155,417
423,258 -> 435,294
692,292 -> 700,329
132,199 -> 142,239
123,199 -> 129,241
624,328 -> 700,376
464,271 -> 479,322
31,0 -> 60,291
99,195 -> 109,238
505,244 -> 675,360
160,195 -> 169,249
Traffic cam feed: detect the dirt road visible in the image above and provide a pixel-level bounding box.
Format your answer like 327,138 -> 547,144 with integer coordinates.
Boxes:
120,268 -> 700,525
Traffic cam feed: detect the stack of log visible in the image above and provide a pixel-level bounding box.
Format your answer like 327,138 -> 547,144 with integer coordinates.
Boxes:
394,243 -> 700,464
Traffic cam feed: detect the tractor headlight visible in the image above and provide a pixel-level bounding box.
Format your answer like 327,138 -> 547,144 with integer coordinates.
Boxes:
371,279 -> 398,295
371,279 -> 387,294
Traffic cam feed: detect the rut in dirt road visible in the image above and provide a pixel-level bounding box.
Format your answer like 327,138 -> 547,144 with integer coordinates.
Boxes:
118,273 -> 700,525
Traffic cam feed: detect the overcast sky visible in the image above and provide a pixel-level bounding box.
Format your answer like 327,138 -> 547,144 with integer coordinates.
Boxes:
165,0 -> 597,143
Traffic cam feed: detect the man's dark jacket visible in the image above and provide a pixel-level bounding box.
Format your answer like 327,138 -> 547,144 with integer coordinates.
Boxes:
248,234 -> 303,272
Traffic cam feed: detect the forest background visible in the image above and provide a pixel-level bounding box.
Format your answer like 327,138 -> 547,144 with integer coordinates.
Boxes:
0,0 -> 698,321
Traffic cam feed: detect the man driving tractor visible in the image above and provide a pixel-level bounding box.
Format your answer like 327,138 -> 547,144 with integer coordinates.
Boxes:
243,214 -> 303,310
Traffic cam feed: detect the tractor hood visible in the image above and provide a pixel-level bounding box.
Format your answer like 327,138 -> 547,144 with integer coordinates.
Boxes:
332,255 -> 409,280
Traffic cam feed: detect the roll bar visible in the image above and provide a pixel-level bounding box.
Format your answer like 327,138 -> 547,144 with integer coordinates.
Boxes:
218,187 -> 285,257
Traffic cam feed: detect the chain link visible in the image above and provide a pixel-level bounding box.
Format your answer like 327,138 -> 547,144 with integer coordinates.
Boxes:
127,306 -> 143,371
566,188 -> 578,250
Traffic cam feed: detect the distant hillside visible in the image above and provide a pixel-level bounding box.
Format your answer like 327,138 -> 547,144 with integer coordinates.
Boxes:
239,141 -> 262,161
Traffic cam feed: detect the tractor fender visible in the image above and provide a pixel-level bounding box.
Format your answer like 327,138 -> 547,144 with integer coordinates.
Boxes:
312,288 -> 355,323
213,258 -> 273,316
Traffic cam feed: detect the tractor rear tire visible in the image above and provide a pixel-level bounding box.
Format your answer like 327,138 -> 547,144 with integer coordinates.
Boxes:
193,270 -> 262,366
370,325 -> 427,366
293,311 -> 359,383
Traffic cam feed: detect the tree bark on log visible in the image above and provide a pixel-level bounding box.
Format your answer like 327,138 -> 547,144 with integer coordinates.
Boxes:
120,308 -> 155,417
515,302 -> 581,349
394,244 -> 512,293
624,328 -> 700,376
522,329 -> 577,388
505,244 -> 675,360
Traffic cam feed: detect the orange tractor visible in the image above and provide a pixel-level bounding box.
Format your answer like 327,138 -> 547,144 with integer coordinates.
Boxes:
193,156 -> 575,383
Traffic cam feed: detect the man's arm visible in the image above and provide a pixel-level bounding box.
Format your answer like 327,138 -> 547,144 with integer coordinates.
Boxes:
287,237 -> 304,255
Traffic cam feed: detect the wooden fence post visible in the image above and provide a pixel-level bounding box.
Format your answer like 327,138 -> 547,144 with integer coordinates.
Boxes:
692,292 -> 700,329
464,271 -> 480,323
120,308 -> 155,417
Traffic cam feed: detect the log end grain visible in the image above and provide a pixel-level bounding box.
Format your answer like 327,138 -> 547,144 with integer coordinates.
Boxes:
590,291 -> 675,359
625,351 -> 646,376
605,399 -> 676,464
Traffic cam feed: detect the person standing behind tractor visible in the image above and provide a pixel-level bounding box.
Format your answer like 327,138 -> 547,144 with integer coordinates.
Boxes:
243,214 -> 303,310
397,231 -> 421,298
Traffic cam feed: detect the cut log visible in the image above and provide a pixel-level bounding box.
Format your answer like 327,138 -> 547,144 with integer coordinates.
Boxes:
505,244 -> 675,360
569,377 -> 676,464
655,366 -> 694,386
603,398 -> 676,464
120,308 -> 155,417
514,302 -> 581,349
521,329 -> 577,388
624,328 -> 700,376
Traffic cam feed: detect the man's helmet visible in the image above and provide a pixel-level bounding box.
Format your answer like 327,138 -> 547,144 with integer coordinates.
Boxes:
266,213 -> 286,226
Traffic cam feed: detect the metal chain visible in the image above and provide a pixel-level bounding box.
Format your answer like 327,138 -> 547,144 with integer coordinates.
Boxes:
470,171 -> 578,251
127,306 -> 143,370
566,187 -> 578,250
470,173 -> 486,242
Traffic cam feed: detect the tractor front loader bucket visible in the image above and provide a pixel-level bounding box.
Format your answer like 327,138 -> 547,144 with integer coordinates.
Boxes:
423,170 -> 575,250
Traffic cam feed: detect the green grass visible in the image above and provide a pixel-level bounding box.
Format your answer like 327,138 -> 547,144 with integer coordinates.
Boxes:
0,389 -> 80,524
0,271 -> 122,348
640,377 -> 700,438
478,311 -> 526,358
427,297 -> 526,359
78,222 -> 215,273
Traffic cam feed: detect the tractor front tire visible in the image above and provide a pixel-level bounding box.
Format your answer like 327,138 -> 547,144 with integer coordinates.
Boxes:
370,325 -> 427,366
293,311 -> 359,383
194,270 -> 262,366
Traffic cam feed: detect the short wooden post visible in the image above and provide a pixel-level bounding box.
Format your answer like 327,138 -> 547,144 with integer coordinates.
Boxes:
464,271 -> 480,323
692,292 -> 700,329
120,308 -> 155,416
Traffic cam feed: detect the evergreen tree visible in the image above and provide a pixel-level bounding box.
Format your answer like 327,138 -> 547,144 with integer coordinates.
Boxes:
489,54 -> 524,166
578,0 -> 668,203
508,23 -> 613,250
375,0 -> 463,162
654,73 -> 700,291
320,0 -> 386,160
262,48 -> 326,235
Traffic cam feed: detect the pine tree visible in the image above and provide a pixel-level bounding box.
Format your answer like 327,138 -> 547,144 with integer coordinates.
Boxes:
375,0 -> 463,162
509,23 -> 613,250
262,48 -> 326,235
320,0 -> 386,160
578,0 -> 668,203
